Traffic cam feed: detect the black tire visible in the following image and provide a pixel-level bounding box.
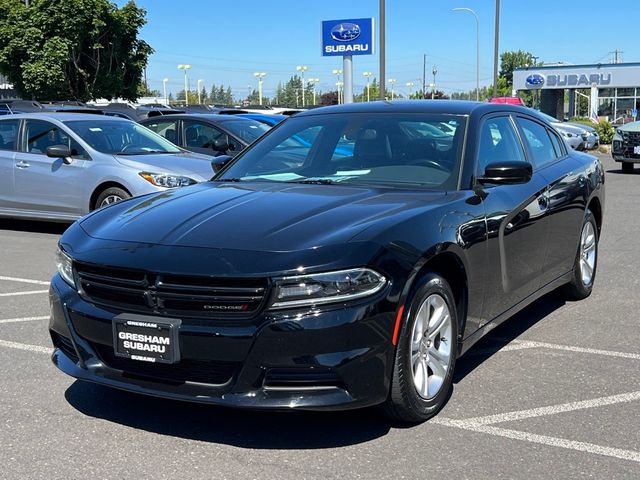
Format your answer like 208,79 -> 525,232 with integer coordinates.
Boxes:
562,210 -> 598,300
93,187 -> 131,210
384,274 -> 459,423
622,162 -> 634,173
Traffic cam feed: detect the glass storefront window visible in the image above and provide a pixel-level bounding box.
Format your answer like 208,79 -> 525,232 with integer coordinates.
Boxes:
598,98 -> 614,117
616,98 -> 635,118
599,88 -> 615,97
617,88 -> 635,97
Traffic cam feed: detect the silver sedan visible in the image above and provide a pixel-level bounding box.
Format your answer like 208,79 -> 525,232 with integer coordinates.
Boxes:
0,113 -> 215,222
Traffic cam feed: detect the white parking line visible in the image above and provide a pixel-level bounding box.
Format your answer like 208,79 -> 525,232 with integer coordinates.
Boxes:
0,316 -> 49,325
0,275 -> 50,286
460,390 -> 640,426
0,339 -> 51,354
0,290 -> 49,297
466,342 -> 540,357
507,339 -> 640,361
432,417 -> 640,463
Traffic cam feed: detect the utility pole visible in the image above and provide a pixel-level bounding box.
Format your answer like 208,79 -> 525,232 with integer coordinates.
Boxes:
492,0 -> 501,98
422,54 -> 427,99
379,0 -> 386,100
610,49 -> 623,64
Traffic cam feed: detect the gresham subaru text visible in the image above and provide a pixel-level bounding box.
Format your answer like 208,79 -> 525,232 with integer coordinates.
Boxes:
48,101 -> 604,422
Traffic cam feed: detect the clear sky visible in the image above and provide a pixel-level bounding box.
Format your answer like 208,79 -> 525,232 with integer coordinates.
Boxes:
122,0 -> 640,100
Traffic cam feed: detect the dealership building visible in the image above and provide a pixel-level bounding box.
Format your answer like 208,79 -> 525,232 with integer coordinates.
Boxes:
513,62 -> 640,122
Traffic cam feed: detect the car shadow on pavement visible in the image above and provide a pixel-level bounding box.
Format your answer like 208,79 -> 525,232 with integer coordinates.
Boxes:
453,291 -> 567,383
64,381 -> 393,448
0,219 -> 70,235
606,167 -> 640,175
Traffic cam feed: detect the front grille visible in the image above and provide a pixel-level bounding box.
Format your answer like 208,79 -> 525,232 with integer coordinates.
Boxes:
93,343 -> 238,385
625,132 -> 640,146
51,332 -> 79,363
74,262 -> 268,319
263,368 -> 344,390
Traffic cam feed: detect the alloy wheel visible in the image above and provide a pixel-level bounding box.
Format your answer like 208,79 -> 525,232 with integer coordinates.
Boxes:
410,293 -> 453,400
100,195 -> 123,207
579,221 -> 597,286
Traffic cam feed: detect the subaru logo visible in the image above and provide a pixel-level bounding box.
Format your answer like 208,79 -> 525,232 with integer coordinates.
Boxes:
330,23 -> 361,42
526,74 -> 545,87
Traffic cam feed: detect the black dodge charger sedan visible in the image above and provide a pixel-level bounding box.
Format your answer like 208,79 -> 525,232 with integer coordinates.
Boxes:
49,101 -> 604,422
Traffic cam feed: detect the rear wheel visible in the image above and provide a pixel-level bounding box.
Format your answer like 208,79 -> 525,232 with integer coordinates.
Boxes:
94,187 -> 130,210
384,274 -> 458,423
562,210 -> 598,300
622,162 -> 634,173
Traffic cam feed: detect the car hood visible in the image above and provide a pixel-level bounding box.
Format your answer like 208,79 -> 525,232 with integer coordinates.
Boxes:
553,123 -> 586,135
79,182 -> 448,252
618,121 -> 640,132
115,152 -> 214,182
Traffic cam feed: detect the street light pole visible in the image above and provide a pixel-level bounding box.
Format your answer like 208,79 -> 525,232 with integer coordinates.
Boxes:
493,0 -> 501,99
388,78 -> 396,100
308,78 -> 320,105
379,0 -> 386,100
453,7 -> 480,101
162,78 -> 169,106
432,66 -> 438,100
177,64 -> 192,106
363,71 -> 373,101
254,72 -> 267,105
406,81 -> 415,99
333,69 -> 343,104
197,79 -> 204,104
296,65 -> 308,107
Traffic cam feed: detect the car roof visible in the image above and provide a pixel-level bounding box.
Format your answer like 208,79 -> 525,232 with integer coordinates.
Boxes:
140,113 -> 256,123
293,100 -> 530,117
3,112 -> 130,122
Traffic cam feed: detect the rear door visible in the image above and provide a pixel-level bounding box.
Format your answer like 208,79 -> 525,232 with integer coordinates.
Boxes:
142,118 -> 179,146
477,114 -> 550,323
0,119 -> 20,209
13,119 -> 90,216
515,116 -> 585,285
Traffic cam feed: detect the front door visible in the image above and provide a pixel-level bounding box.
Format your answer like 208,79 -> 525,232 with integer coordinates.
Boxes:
476,115 -> 550,324
13,120 -> 90,217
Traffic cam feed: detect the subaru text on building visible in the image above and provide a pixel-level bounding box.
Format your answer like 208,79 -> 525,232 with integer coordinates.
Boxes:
48,101 -> 604,422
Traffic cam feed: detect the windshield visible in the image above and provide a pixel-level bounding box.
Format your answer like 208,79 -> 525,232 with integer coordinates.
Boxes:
221,119 -> 270,144
218,113 -> 466,190
64,119 -> 182,155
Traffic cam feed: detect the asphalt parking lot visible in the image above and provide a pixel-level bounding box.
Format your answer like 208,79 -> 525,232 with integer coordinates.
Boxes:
0,152 -> 638,480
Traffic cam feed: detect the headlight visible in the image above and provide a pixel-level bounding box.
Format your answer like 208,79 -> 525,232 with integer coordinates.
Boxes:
55,247 -> 75,288
270,268 -> 387,309
139,172 -> 197,188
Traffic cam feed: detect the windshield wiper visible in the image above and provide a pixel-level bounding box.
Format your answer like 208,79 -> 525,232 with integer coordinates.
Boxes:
286,178 -> 336,185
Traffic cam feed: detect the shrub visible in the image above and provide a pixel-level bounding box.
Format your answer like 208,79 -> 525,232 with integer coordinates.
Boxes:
569,116 -> 595,126
595,120 -> 615,144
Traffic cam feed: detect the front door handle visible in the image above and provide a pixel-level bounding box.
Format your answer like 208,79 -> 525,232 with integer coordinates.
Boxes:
15,160 -> 30,169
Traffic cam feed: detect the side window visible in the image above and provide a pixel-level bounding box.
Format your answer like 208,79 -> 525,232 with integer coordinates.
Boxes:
24,120 -> 89,159
183,121 -> 223,149
0,120 -> 19,151
548,128 -> 564,158
516,117 -> 558,169
477,116 -> 525,174
144,120 -> 178,144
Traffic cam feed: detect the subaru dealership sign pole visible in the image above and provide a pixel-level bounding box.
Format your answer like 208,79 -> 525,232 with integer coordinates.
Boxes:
322,18 -> 374,104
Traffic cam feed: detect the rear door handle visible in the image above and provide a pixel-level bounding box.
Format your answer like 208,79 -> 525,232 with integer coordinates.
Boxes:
15,160 -> 30,169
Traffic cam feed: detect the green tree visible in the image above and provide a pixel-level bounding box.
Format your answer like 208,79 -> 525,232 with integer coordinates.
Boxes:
0,0 -> 152,101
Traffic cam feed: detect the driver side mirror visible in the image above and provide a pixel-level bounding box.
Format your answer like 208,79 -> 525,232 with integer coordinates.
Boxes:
213,138 -> 230,152
46,145 -> 73,165
477,161 -> 532,185
211,154 -> 232,173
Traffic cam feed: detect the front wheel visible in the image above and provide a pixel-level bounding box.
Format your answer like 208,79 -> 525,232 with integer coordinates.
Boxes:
384,274 -> 459,423
562,210 -> 598,300
94,187 -> 131,210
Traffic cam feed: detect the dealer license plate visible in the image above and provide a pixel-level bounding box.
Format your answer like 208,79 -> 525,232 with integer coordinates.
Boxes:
634,146 -> 640,155
112,313 -> 181,364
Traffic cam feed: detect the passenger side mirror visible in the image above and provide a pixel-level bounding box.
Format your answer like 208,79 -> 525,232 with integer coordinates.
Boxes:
213,138 -> 230,152
477,161 -> 532,185
211,154 -> 232,173
46,145 -> 73,165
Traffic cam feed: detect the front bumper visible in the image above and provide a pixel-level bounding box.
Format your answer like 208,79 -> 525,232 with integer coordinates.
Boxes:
612,139 -> 640,163
48,274 -> 395,411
